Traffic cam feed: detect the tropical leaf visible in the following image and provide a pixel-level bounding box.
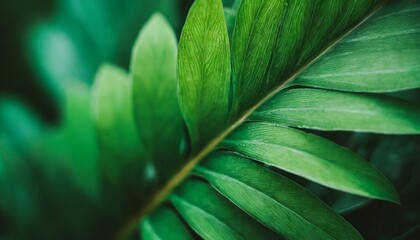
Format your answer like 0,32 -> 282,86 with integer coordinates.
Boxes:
222,122 -> 399,202
125,0 -> 419,239
195,153 -> 362,240
2,0 -> 420,239
170,180 -> 278,240
178,0 -> 231,150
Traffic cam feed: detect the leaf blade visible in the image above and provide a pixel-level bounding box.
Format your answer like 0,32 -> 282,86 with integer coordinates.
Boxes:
197,153 -> 362,240
178,0 -> 231,150
171,180 -> 278,240
223,122 -> 399,202
252,88 -> 420,134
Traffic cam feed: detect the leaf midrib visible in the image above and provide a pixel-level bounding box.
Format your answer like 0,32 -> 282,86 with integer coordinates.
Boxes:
116,3 -> 387,239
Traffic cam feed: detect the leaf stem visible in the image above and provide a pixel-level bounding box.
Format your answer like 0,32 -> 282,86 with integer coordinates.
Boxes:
116,3 -> 387,239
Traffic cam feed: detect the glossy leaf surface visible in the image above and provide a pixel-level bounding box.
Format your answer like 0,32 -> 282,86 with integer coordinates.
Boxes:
223,122 -> 399,202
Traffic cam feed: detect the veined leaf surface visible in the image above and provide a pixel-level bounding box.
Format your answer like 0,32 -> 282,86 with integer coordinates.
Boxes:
223,122 -> 399,202
178,0 -> 231,150
196,154 -> 362,240
252,88 -> 420,134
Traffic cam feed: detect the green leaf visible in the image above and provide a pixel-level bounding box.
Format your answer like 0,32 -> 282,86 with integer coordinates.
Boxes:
131,14 -> 183,182
140,207 -> 193,240
293,0 -> 420,92
92,64 -> 144,183
178,0 -> 231,151
252,88 -> 420,134
297,0 -> 375,65
223,122 -> 399,202
224,0 -> 242,40
264,1 -> 314,83
231,0 -> 287,115
170,180 -> 278,240
196,153 -> 362,240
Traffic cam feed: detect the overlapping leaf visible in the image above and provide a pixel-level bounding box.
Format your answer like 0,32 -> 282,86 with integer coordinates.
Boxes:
178,0 -> 231,150
131,14 -> 184,183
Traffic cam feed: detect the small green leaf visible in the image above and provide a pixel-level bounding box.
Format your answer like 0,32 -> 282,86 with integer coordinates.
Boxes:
293,0 -> 420,92
196,153 -> 362,240
178,0 -> 231,150
92,64 -> 144,183
140,207 -> 193,240
131,14 -> 184,182
171,180 -> 278,240
223,122 -> 399,202
252,88 -> 420,134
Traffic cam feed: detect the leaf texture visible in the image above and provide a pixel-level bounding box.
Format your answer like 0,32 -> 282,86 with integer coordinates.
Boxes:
252,88 -> 420,134
196,153 -> 362,240
231,0 -> 287,115
171,180 -> 279,240
293,0 -> 420,92
223,122 -> 399,202
178,0 -> 231,150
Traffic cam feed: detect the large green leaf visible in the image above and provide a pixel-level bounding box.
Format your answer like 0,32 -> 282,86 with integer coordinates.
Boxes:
178,0 -> 231,150
170,180 -> 278,240
223,122 -> 399,202
196,153 -> 362,240
131,14 -> 183,183
293,0 -> 420,92
252,88 -> 420,134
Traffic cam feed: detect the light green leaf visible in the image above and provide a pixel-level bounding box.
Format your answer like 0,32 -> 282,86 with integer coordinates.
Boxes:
223,122 -> 399,202
293,0 -> 420,92
252,88 -> 420,134
231,0 -> 287,115
178,0 -> 231,151
131,14 -> 183,182
141,207 -> 193,240
170,180 -> 278,240
92,64 -> 144,183
196,153 -> 362,240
